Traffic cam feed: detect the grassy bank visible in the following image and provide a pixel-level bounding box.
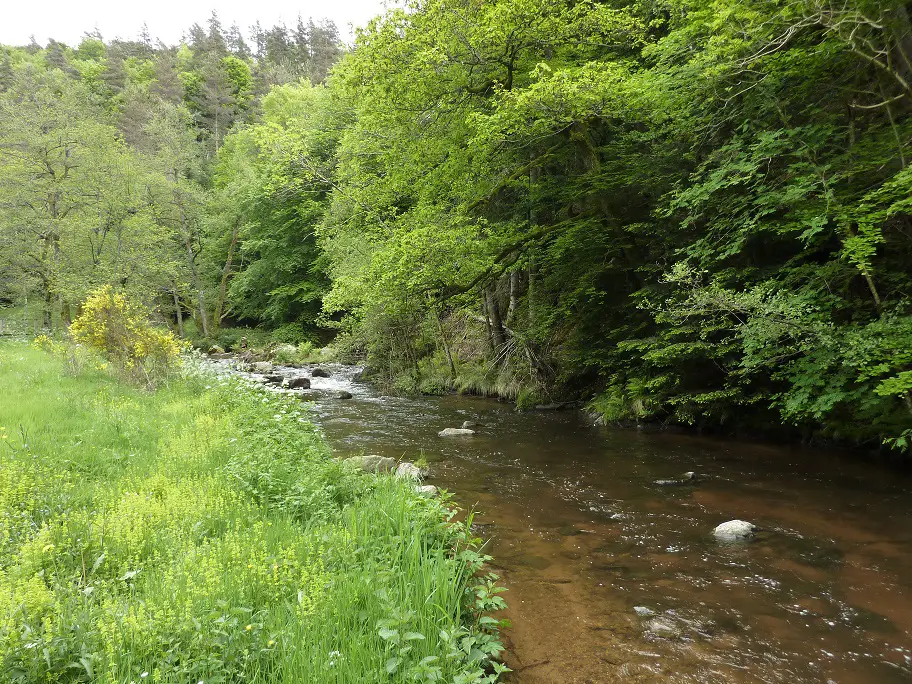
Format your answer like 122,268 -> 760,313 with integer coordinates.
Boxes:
0,343 -> 506,683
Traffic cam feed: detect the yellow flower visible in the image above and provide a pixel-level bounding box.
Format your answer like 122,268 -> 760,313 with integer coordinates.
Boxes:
245,624 -> 253,631
268,639 -> 276,647
42,544 -> 55,553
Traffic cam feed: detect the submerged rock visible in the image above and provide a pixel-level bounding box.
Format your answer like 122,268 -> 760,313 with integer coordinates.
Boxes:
285,377 -> 311,389
415,484 -> 439,497
336,391 -> 353,400
461,420 -> 482,429
534,402 -> 569,411
646,616 -> 682,638
633,606 -> 655,617
439,427 -> 475,437
348,454 -> 396,474
311,368 -> 331,378
713,519 -> 756,541
396,462 -> 428,480
654,471 -> 697,486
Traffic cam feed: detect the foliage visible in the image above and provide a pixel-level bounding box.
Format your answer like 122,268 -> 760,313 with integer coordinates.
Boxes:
69,286 -> 183,385
0,342 -> 507,682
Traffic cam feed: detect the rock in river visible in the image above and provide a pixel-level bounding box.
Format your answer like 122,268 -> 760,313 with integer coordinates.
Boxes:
439,427 -> 475,437
654,471 -> 697,486
311,368 -> 331,378
348,454 -> 396,474
252,361 -> 274,373
461,420 -> 481,429
713,519 -> 756,541
336,391 -> 353,400
285,377 -> 311,389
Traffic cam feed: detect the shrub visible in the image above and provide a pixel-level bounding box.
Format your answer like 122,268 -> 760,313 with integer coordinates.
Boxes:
69,286 -> 183,386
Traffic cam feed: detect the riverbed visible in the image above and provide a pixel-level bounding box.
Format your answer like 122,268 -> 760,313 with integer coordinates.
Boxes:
218,360 -> 912,683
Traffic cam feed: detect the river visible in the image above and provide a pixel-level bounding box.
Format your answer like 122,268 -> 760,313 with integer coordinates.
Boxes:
217,359 -> 912,683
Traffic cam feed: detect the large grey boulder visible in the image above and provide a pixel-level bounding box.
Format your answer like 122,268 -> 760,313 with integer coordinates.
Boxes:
439,427 -> 475,437
348,454 -> 396,474
396,462 -> 428,480
285,377 -> 311,389
252,361 -> 274,373
713,520 -> 756,541
311,368 -> 331,378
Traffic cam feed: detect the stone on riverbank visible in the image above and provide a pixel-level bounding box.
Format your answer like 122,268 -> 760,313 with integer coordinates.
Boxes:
415,485 -> 438,497
396,462 -> 428,480
439,427 -> 475,437
713,519 -> 756,541
252,361 -> 274,373
348,454 -> 396,474
311,368 -> 331,378
286,377 -> 311,389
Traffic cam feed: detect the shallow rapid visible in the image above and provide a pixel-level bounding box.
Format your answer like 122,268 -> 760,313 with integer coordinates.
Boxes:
218,360 -> 912,683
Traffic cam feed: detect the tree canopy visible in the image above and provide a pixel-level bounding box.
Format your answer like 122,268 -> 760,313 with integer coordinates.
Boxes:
3,0 -> 911,452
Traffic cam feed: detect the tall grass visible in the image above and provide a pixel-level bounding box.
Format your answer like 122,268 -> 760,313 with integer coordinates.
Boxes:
0,342 -> 507,683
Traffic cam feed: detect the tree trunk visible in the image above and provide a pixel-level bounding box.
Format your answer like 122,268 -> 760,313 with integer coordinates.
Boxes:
486,284 -> 507,353
213,221 -> 240,330
507,269 -> 520,321
197,288 -> 210,338
172,285 -> 185,337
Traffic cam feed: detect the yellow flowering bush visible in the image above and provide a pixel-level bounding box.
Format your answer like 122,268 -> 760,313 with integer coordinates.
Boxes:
69,286 -> 184,385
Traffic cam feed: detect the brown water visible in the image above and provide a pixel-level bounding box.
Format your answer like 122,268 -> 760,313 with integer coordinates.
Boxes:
223,361 -> 912,682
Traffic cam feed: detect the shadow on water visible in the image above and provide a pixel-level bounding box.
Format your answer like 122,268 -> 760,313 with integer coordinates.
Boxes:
218,360 -> 912,683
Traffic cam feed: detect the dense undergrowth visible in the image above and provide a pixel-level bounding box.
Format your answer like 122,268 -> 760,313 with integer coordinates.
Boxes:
0,342 -> 507,683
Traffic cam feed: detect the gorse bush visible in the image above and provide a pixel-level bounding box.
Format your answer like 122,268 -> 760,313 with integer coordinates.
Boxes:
69,286 -> 183,385
0,342 -> 507,682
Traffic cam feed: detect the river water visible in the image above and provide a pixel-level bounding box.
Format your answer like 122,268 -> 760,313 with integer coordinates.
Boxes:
221,360 -> 912,683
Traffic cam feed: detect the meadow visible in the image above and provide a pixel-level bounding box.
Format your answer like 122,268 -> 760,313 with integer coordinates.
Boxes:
0,342 -> 506,683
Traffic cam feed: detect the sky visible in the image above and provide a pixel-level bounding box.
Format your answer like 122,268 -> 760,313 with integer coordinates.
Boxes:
0,0 -> 391,47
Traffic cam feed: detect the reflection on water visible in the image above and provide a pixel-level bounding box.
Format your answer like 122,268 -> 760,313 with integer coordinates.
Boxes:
230,361 -> 912,682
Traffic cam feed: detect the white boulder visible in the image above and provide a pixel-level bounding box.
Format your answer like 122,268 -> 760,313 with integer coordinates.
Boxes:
396,462 -> 427,480
713,519 -> 756,541
438,428 -> 475,437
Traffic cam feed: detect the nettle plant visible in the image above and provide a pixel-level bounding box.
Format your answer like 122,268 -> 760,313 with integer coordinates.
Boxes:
69,285 -> 185,386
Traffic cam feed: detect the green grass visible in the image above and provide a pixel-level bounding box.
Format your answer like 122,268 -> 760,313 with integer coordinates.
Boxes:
0,342 -> 507,683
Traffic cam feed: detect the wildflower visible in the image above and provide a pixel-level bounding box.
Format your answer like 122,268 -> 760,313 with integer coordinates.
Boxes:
268,639 -> 276,647
141,673 -> 149,679
42,544 -> 54,553
245,624 -> 253,631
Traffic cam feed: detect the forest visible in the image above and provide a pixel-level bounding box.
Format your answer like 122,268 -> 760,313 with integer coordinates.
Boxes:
2,0 -> 912,455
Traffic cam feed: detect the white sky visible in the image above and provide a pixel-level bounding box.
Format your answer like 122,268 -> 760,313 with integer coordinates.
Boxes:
0,0 -> 391,47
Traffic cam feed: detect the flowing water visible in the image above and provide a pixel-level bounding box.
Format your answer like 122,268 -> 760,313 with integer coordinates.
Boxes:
218,360 -> 912,683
